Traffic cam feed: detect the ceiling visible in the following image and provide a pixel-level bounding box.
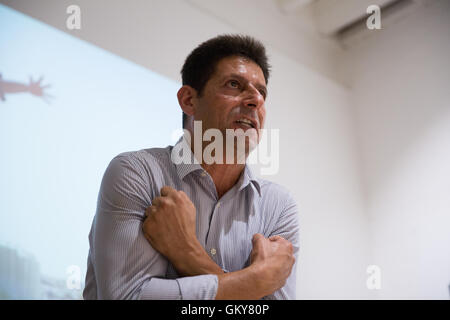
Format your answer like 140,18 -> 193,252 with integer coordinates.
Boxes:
1,0 -> 432,87
191,0 -> 431,44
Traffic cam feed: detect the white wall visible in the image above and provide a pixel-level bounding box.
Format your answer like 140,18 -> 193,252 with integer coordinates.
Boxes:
342,0 -> 450,299
266,52 -> 371,299
1,0 -> 372,299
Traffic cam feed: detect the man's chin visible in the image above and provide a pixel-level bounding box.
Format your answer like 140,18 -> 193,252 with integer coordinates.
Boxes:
223,129 -> 259,164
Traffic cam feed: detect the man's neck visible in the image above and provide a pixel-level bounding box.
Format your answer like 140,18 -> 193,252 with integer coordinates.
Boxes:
186,131 -> 246,199
201,162 -> 245,199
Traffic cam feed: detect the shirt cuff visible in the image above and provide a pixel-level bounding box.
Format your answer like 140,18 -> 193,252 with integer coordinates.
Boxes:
139,277 -> 182,300
176,274 -> 218,300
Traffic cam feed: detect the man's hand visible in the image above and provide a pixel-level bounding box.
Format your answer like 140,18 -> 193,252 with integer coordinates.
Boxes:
215,233 -> 295,300
142,186 -> 222,276
248,234 -> 295,296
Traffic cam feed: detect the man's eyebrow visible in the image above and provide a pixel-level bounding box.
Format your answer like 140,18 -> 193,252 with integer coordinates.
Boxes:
223,73 -> 267,94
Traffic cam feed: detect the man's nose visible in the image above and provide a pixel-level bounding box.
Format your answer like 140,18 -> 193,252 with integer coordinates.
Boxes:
243,86 -> 264,109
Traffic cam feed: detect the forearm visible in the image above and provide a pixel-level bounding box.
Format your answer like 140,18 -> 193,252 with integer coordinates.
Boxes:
171,243 -> 224,276
2,82 -> 29,93
140,263 -> 267,300
215,266 -> 266,300
169,245 -> 270,300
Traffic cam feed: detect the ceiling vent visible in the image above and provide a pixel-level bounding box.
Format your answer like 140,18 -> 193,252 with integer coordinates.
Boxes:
276,0 -> 430,47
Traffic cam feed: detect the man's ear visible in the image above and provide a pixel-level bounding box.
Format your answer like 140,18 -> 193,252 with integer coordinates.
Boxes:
177,85 -> 197,117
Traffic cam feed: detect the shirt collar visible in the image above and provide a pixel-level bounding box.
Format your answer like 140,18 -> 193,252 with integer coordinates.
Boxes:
172,135 -> 203,180
239,164 -> 262,197
172,134 -> 262,197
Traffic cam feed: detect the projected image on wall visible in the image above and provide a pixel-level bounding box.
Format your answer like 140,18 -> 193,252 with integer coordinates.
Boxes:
0,4 -> 181,299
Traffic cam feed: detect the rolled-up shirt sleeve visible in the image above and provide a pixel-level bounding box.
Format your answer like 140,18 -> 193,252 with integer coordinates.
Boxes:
140,275 -> 218,300
84,153 -> 218,300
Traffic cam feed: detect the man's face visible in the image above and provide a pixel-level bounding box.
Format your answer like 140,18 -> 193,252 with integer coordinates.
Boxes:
192,55 -> 267,150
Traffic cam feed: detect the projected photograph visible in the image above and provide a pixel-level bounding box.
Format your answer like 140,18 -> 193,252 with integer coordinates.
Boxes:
0,4 -> 181,299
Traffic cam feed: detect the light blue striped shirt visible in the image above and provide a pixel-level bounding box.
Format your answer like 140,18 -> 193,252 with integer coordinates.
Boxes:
83,136 -> 300,300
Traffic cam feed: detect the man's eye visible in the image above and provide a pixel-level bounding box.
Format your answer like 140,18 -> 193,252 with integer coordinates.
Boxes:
228,80 -> 240,88
259,90 -> 267,99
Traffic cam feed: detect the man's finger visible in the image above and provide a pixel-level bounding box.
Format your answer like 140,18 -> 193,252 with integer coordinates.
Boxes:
268,235 -> 284,241
145,205 -> 156,217
160,186 -> 176,197
152,197 -> 161,207
252,233 -> 264,246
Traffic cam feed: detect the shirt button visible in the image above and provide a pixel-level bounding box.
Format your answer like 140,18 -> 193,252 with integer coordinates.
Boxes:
201,172 -> 207,177
216,202 -> 221,208
210,248 -> 216,255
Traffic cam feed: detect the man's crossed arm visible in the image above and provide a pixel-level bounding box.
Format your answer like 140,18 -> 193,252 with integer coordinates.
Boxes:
141,186 -> 296,300
85,154 -> 297,300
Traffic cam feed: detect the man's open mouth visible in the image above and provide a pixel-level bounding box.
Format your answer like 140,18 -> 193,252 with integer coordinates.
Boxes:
235,118 -> 256,129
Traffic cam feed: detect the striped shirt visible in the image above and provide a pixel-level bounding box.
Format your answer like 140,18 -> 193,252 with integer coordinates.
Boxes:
83,136 -> 300,300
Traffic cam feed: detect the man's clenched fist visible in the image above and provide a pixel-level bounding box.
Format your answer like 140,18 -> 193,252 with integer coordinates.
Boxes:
142,186 -> 224,276
142,186 -> 197,259
249,233 -> 295,295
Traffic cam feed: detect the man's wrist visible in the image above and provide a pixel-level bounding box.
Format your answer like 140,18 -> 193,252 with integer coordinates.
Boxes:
215,265 -> 266,300
245,263 -> 266,296
247,262 -> 281,298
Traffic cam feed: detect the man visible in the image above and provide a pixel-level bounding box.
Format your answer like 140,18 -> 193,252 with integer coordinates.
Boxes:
83,34 -> 299,300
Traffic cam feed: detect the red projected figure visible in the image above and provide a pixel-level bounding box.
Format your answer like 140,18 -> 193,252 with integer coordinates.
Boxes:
0,73 -> 53,103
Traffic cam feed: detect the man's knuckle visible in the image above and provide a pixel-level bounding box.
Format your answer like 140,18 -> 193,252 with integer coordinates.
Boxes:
173,192 -> 182,201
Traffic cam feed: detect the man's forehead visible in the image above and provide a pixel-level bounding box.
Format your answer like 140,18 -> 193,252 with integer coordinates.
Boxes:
214,56 -> 267,85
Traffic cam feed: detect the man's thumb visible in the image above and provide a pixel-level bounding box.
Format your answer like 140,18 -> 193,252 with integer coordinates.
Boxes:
252,233 -> 264,245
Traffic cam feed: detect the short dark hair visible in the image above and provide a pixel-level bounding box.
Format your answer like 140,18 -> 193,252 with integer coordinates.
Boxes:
180,34 -> 271,128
